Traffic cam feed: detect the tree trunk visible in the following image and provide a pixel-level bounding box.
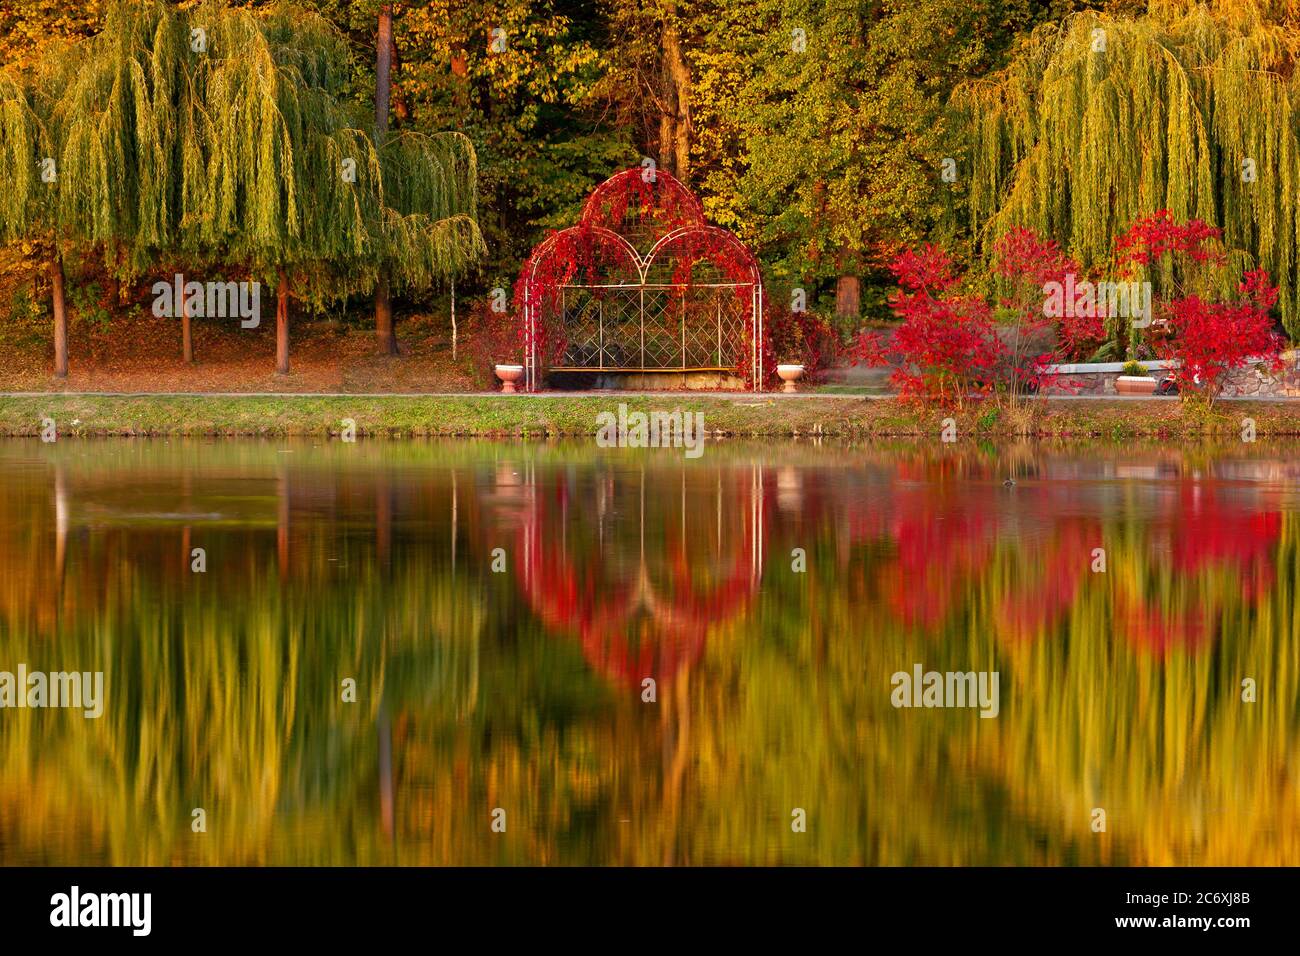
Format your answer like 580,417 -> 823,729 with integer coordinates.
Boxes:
451,40 -> 469,110
660,4 -> 692,181
835,275 -> 861,321
374,5 -> 398,356
450,36 -> 469,114
375,275 -> 396,355
376,5 -> 392,133
450,278 -> 457,361
658,99 -> 675,179
50,254 -> 68,378
276,269 -> 290,375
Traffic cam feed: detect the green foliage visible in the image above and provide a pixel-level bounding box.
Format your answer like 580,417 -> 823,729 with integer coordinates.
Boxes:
1,0 -> 1104,328
0,284 -> 48,348
67,280 -> 111,332
686,0 -> 1085,316
9,0 -> 1300,349
0,71 -> 50,248
297,0 -> 632,292
52,1 -> 188,275
8,285 -> 45,322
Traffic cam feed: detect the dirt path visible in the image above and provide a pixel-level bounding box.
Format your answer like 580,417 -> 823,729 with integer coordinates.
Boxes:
1,313 -> 482,393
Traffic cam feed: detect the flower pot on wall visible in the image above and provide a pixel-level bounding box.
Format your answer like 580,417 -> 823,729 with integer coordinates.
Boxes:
1115,375 -> 1158,395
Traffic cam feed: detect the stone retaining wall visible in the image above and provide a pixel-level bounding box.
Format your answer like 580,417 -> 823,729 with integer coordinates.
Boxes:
1041,354 -> 1300,397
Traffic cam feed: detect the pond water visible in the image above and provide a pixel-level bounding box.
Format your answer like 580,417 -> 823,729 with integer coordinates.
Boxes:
1,439 -> 1297,865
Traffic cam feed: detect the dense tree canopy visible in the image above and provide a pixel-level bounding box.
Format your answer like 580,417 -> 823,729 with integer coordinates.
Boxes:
4,0 -> 1300,348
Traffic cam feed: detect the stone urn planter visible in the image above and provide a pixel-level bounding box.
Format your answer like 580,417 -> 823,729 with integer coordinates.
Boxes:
776,363 -> 806,393
1115,375 -> 1158,395
494,364 -> 525,393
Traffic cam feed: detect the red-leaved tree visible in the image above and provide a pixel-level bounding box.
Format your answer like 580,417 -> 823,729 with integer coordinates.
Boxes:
1152,269 -> 1285,406
1114,209 -> 1224,271
1113,209 -> 1226,360
854,246 -> 1002,407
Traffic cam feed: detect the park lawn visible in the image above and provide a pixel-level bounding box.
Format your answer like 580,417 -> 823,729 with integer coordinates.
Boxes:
2,393 -> 1299,439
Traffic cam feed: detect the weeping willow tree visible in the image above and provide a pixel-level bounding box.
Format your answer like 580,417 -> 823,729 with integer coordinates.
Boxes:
0,56 -> 72,375
377,133 -> 482,288
0,0 -> 482,376
954,0 -> 1300,342
190,1 -> 483,373
368,3 -> 482,357
189,3 -> 375,374
52,2 -> 199,360
0,2 -> 207,375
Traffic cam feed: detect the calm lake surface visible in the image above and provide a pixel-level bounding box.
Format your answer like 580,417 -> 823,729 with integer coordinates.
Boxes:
1,438 -> 1297,865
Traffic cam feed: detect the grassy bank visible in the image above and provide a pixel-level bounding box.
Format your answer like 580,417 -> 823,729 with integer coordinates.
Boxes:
3,393 -> 1300,439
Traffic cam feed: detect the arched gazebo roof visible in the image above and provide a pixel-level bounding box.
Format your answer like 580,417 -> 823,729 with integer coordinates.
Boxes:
579,167 -> 706,247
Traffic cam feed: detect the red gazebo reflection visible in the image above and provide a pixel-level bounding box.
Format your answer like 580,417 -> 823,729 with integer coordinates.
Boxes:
505,462 -> 768,686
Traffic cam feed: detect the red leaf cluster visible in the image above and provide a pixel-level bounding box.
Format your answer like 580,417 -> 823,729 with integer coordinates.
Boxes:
992,228 -> 1102,385
858,213 -> 1288,405
1115,209 -> 1224,270
745,303 -> 841,389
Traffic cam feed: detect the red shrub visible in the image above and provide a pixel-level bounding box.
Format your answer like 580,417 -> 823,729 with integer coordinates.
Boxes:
1115,209 -> 1224,270
854,245 -> 1003,406
991,228 -> 1101,386
1151,269 -> 1286,403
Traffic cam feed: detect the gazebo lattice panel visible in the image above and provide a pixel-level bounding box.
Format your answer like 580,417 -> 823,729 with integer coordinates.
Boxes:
518,168 -> 764,390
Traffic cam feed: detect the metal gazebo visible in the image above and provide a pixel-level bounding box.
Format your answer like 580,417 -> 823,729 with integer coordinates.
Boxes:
518,168 -> 764,391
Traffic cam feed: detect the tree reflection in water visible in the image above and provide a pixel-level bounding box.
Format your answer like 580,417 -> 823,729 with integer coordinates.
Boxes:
0,440 -> 1296,865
